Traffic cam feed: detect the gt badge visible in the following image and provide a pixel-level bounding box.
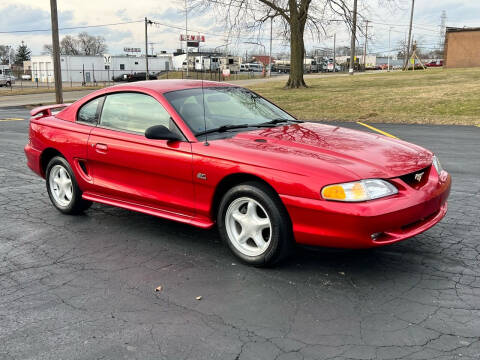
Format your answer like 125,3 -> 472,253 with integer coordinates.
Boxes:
197,173 -> 207,180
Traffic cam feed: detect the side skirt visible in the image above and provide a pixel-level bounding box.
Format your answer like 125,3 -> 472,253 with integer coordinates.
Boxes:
82,192 -> 214,229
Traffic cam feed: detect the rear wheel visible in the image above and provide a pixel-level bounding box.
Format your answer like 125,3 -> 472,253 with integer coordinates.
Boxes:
46,156 -> 92,214
217,182 -> 293,266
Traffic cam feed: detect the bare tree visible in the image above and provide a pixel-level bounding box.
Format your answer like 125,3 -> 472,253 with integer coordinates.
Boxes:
60,35 -> 80,55
77,32 -> 107,56
44,32 -> 107,56
194,0 -> 367,88
0,45 -> 15,65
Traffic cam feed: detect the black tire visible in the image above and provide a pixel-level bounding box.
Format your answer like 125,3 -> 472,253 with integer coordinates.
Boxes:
45,156 -> 92,214
217,181 -> 293,267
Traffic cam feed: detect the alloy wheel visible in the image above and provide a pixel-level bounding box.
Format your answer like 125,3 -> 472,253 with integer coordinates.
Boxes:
48,164 -> 73,207
225,197 -> 272,257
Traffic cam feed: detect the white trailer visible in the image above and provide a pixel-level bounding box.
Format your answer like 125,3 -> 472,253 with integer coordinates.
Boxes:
219,56 -> 242,73
194,56 -> 220,71
0,65 -> 15,86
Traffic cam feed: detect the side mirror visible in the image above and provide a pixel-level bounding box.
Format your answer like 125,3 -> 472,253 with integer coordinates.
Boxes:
145,125 -> 181,141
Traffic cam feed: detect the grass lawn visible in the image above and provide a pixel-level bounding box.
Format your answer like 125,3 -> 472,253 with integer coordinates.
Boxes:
249,68 -> 480,126
0,85 -> 103,97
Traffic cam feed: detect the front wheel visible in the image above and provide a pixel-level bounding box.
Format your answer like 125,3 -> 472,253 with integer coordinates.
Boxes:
217,182 -> 293,266
46,156 -> 92,214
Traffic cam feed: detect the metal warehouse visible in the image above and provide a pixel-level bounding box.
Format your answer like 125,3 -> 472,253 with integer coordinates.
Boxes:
30,54 -> 173,83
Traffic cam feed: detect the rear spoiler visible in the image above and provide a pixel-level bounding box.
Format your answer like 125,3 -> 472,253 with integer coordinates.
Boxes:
30,103 -> 72,118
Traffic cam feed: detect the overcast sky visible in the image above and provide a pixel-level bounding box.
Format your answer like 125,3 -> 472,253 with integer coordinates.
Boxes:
0,0 -> 479,57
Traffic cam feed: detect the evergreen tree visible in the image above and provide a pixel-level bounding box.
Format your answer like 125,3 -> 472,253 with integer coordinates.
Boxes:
14,42 -> 32,66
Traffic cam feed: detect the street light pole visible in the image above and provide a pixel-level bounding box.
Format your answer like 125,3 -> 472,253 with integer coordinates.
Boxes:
268,17 -> 273,77
333,33 -> 336,72
145,17 -> 149,80
363,20 -> 369,71
49,0 -> 63,104
349,0 -> 358,75
388,27 -> 391,71
185,0 -> 189,78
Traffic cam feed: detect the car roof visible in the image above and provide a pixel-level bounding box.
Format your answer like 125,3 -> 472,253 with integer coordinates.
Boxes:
110,79 -> 238,94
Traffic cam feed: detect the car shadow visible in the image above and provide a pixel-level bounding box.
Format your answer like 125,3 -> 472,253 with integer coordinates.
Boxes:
84,203 -> 430,279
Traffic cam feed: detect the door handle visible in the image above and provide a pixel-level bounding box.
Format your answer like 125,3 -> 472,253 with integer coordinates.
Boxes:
95,143 -> 108,153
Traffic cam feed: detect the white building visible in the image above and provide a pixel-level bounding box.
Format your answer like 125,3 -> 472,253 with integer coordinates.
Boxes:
108,55 -> 173,76
30,54 -> 173,83
31,55 -> 107,83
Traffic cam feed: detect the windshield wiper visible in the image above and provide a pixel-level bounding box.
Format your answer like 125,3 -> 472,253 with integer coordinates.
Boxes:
196,124 -> 252,136
255,118 -> 303,127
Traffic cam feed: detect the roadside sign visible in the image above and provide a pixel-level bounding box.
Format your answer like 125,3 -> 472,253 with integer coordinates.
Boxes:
124,47 -> 141,53
222,68 -> 230,78
180,34 -> 205,42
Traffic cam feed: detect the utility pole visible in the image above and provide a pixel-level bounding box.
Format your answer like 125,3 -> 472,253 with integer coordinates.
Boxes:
145,17 -> 150,80
363,20 -> 369,71
404,0 -> 415,70
388,27 -> 391,71
268,17 -> 273,77
349,0 -> 358,75
185,0 -> 189,78
333,33 -> 336,72
49,0 -> 63,103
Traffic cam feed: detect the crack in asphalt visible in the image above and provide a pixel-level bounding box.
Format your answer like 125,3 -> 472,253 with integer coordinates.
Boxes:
1,119 -> 480,359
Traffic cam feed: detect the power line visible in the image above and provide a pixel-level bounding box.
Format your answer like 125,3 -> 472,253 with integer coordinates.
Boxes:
0,20 -> 144,34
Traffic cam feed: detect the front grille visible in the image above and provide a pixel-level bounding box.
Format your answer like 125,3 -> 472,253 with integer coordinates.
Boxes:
399,166 -> 431,189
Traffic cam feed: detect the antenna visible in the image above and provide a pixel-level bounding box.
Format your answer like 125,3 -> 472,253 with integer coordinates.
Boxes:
201,79 -> 209,146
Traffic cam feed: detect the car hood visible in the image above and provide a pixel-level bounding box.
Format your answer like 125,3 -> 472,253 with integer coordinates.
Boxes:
208,122 -> 433,180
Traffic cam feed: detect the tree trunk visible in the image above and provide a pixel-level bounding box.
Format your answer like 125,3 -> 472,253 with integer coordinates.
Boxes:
285,19 -> 307,88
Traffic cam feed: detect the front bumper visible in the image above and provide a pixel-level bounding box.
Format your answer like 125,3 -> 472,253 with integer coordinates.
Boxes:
280,169 -> 451,249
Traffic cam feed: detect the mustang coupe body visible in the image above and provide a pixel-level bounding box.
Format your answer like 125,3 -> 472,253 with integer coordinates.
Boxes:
25,80 -> 451,266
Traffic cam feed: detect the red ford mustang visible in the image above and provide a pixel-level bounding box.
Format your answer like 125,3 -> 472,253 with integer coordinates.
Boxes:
24,80 -> 451,266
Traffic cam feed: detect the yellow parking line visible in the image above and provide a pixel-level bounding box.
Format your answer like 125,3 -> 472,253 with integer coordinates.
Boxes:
356,121 -> 399,139
0,118 -> 25,122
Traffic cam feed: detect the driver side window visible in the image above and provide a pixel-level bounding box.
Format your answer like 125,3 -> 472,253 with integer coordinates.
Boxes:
100,92 -> 173,134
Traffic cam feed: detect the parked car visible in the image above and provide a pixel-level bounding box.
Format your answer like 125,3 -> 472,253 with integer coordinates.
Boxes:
112,73 -> 130,82
426,60 -> 443,67
24,80 -> 451,266
112,73 -> 157,82
21,74 -> 32,80
127,72 -> 157,82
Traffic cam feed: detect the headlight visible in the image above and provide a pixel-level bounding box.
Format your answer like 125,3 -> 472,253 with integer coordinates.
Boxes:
432,155 -> 443,174
321,179 -> 398,202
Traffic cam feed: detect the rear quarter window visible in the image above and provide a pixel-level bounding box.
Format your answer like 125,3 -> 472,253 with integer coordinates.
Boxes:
77,97 -> 102,124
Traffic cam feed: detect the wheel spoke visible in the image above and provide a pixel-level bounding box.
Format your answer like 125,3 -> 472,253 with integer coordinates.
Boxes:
64,185 -> 73,200
252,232 -> 267,249
237,231 -> 249,244
246,200 -> 256,217
231,209 -> 245,223
255,217 -> 270,231
59,167 -> 66,181
57,186 -> 65,200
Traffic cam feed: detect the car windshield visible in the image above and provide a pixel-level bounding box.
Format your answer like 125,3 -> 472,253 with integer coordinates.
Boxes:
164,86 -> 296,136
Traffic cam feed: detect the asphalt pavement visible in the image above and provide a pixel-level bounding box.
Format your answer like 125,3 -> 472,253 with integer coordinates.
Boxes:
1,108 -> 479,360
